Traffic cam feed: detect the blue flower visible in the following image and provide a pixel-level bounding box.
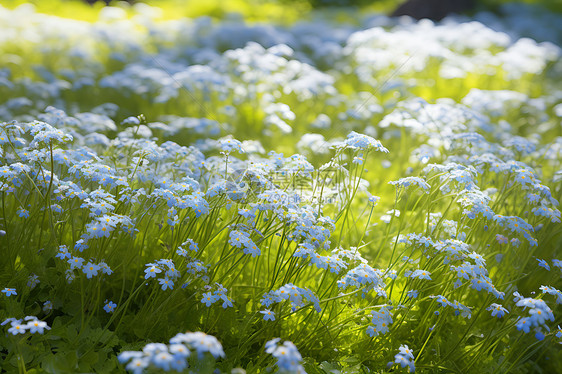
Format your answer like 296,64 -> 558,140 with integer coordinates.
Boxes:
260,309 -> 275,321
536,258 -> 550,271
104,300 -> 117,313
27,274 -> 39,289
399,345 -> 415,360
68,256 -> 85,270
186,259 -> 208,275
3,316 -> 50,335
265,338 -> 305,373
30,123 -> 73,147
229,230 -> 250,248
125,357 -> 149,373
539,285 -> 562,304
239,207 -> 257,219
487,303 -> 509,318
170,331 -> 225,359
201,292 -> 218,307
181,238 -> 199,252
260,292 -> 280,308
25,317 -> 50,334
452,263 -> 472,280
391,344 -> 416,372
43,301 -> 53,313
83,262 -> 101,279
152,352 -> 173,371
85,221 -> 108,239
410,269 -> 432,281
66,269 -> 76,283
340,131 -> 389,153
369,306 -> 394,336
176,247 -> 188,257
431,295 -> 450,308
352,155 -> 364,164
407,290 -> 419,299
98,261 -> 113,275
169,353 -> 188,371
122,116 -> 140,126
5,319 -> 26,335
294,243 -> 314,258
74,239 -> 89,252
117,351 -> 150,368
218,138 -> 244,154
389,177 -> 430,193
368,195 -> 381,205
169,343 -> 190,358
16,207 -> 29,218
159,277 -> 174,291
516,317 -> 531,334
394,352 -> 415,372
144,264 -> 162,279
2,288 -> 17,297
55,245 -> 71,260
495,234 -> 508,244
243,242 -> 261,257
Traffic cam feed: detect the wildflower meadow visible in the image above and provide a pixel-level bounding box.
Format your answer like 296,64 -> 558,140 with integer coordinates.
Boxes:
0,1 -> 561,373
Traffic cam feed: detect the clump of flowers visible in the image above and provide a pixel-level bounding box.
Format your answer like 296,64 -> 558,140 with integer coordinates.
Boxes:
487,303 -> 509,318
265,338 -> 306,374
388,345 -> 415,373
2,316 -> 50,335
261,283 -> 321,313
118,331 -> 224,373
513,292 -> 555,340
201,283 -> 234,308
367,305 -> 394,337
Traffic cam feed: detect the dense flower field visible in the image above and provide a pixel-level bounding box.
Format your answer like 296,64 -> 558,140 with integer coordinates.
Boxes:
1,2 -> 561,373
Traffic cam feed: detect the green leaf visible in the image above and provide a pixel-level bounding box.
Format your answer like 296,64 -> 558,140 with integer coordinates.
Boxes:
41,352 -> 78,373
319,361 -> 342,374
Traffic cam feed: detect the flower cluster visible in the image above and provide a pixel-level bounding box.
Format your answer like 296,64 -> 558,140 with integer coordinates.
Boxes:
540,286 -> 562,305
389,177 -> 430,193
118,331 -> 224,373
388,345 -> 415,373
429,295 -> 472,319
261,283 -> 321,313
367,306 -> 394,337
513,292 -> 555,340
229,229 -> 260,257
201,283 -> 234,308
55,245 -> 113,282
265,338 -> 306,374
2,316 -> 50,335
144,259 -> 181,291
340,131 -> 389,153
487,303 -> 509,318
338,264 -> 387,297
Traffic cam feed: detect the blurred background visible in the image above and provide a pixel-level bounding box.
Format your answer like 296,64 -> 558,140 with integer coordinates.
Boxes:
65,0 -> 562,11
3,0 -> 561,22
